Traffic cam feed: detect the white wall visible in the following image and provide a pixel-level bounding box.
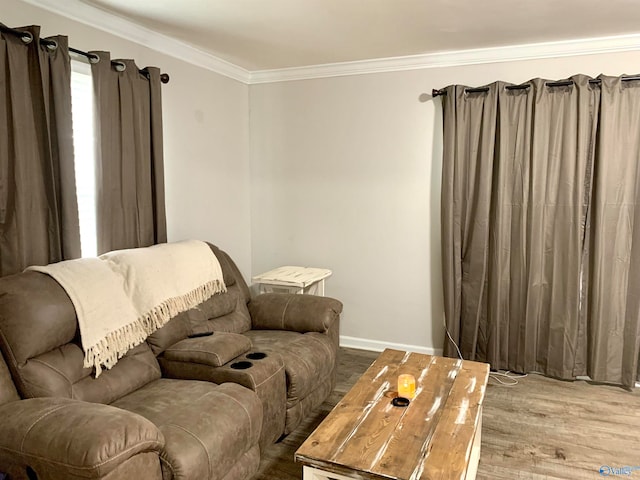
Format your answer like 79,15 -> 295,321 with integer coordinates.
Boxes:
4,0 -> 252,278
6,0 -> 640,353
249,50 -> 640,353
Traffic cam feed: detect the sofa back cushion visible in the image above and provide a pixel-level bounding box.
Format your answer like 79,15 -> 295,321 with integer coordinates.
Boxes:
198,284 -> 252,333
205,247 -> 252,332
147,245 -> 252,356
213,246 -> 251,303
0,351 -> 19,405
0,271 -> 160,403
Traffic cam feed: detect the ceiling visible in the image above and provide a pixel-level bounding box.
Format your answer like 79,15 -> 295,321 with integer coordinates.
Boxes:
79,0 -> 640,71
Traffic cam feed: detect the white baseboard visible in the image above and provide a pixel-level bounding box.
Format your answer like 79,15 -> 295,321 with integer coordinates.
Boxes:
570,376 -> 640,389
339,339 -> 640,388
340,335 -> 443,357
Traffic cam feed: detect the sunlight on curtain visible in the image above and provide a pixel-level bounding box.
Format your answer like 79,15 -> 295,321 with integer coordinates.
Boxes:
71,60 -> 97,258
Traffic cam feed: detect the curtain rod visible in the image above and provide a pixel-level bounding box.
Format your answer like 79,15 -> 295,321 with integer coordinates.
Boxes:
432,76 -> 640,97
0,23 -> 170,84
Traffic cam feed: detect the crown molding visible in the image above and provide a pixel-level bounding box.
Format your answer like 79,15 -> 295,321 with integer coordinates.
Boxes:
21,0 -> 251,84
249,34 -> 640,84
21,0 -> 640,85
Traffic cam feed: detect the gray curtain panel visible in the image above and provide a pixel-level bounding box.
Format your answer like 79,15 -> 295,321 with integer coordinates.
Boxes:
0,26 -> 81,276
589,75 -> 640,387
441,74 -> 640,387
440,82 -> 498,362
90,51 -> 167,255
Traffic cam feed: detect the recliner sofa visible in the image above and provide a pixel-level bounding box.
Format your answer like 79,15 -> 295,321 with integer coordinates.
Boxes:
0,243 -> 342,480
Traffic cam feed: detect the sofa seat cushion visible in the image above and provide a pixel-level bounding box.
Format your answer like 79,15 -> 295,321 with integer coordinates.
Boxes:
242,330 -> 335,408
111,378 -> 262,480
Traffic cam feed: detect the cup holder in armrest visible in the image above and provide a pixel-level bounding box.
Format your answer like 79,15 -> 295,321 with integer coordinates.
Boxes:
246,352 -> 267,360
230,361 -> 253,370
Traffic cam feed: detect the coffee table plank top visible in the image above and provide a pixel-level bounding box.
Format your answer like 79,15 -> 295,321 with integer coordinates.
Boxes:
418,364 -> 486,479
329,351 -> 435,471
372,355 -> 461,479
296,348 -> 408,464
295,348 -> 489,480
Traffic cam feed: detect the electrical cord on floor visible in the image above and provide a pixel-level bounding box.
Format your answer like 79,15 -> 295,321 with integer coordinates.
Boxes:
444,318 -> 528,386
445,326 -> 463,360
487,370 -> 527,386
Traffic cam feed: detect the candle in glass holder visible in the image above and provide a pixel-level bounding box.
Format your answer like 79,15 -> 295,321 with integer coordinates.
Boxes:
397,374 -> 416,399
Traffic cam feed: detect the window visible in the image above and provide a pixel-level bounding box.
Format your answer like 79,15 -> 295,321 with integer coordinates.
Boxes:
70,60 -> 97,257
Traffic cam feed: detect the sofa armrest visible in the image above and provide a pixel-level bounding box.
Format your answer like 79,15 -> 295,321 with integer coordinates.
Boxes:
248,293 -> 343,333
163,332 -> 252,367
0,398 -> 164,479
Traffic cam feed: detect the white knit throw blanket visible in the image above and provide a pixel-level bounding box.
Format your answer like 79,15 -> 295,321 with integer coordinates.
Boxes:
28,240 -> 226,377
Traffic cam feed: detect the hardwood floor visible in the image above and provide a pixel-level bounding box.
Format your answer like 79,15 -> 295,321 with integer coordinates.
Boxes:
255,347 -> 640,480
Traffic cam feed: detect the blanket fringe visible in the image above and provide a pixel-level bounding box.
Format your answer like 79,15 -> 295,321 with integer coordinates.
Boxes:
84,279 -> 226,376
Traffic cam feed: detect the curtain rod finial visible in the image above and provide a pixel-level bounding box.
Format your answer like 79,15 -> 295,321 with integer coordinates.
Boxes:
432,88 -> 446,98
160,73 -> 170,84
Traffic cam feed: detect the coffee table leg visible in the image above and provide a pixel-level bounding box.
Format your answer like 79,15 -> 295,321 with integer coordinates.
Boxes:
465,411 -> 483,479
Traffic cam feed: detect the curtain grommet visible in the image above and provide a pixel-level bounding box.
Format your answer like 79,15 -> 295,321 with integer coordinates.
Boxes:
113,61 -> 126,72
45,39 -> 58,52
20,31 -> 33,44
88,54 -> 100,64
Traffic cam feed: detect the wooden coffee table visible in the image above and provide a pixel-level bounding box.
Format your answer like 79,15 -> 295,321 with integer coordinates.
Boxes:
295,348 -> 489,480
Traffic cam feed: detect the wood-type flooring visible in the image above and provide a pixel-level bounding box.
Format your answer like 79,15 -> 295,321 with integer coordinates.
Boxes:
255,347 -> 640,480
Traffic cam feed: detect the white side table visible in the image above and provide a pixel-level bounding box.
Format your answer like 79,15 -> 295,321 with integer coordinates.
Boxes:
252,266 -> 332,296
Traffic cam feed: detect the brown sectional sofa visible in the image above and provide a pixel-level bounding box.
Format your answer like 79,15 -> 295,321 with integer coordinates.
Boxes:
0,244 -> 342,480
